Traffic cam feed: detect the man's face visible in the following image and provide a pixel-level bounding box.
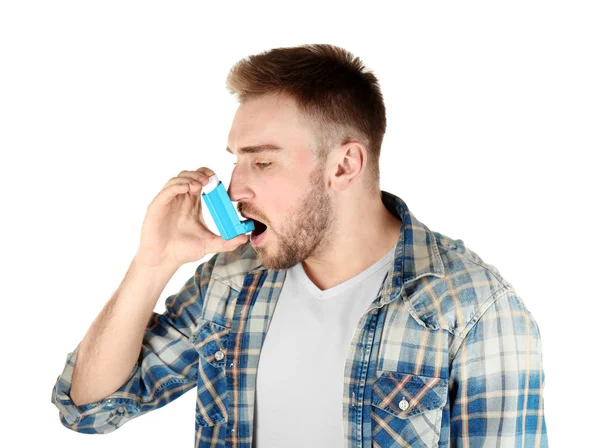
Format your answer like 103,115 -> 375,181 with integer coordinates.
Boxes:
226,93 -> 336,270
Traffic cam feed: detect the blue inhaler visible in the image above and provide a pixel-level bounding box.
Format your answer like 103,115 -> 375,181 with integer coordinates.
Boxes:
201,174 -> 255,240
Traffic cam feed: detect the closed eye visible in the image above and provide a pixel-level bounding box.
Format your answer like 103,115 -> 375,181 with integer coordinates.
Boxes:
232,162 -> 272,169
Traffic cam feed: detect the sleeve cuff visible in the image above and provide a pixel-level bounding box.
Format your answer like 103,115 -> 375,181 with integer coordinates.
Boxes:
50,343 -> 140,426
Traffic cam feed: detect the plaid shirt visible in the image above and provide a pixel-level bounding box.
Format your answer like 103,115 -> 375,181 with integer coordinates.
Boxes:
51,190 -> 548,447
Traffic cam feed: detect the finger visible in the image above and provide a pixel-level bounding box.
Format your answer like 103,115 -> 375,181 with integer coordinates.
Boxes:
163,173 -> 210,189
153,180 -> 202,207
179,169 -> 213,183
205,233 -> 248,254
180,168 -> 215,184
194,167 -> 215,178
228,234 -> 250,250
161,167 -> 214,189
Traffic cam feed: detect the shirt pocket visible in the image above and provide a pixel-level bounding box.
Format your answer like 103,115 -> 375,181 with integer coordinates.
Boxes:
371,371 -> 448,448
191,320 -> 231,427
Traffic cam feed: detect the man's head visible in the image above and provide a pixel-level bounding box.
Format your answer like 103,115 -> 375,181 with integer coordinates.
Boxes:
225,44 -> 387,270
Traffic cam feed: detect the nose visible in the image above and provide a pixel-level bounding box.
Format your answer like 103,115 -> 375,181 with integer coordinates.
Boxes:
228,177 -> 250,218
226,179 -> 237,201
227,167 -> 248,203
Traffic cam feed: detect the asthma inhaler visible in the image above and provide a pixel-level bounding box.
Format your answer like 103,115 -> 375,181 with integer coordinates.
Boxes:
201,174 -> 255,240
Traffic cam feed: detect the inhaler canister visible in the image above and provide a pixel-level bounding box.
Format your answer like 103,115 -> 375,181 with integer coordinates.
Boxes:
201,174 -> 255,240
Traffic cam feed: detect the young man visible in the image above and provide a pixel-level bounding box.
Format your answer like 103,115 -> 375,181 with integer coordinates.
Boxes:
52,44 -> 548,447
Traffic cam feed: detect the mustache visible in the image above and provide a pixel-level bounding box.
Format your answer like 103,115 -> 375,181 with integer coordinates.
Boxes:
238,205 -> 266,224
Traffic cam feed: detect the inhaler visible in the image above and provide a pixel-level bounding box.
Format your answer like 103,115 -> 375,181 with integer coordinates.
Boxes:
201,174 -> 255,240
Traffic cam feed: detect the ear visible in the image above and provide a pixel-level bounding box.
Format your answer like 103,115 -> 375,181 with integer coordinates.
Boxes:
329,142 -> 367,192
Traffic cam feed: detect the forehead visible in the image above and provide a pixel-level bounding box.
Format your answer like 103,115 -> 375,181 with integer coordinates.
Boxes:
227,94 -> 315,154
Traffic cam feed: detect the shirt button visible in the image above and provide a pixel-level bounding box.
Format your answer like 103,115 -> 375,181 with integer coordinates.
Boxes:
117,405 -> 125,414
399,399 -> 409,411
215,350 -> 224,361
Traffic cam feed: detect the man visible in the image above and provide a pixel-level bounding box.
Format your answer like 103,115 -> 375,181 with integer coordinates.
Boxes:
51,44 -> 548,447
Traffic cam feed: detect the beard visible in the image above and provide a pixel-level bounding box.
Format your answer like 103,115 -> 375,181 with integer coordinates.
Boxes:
253,163 -> 335,271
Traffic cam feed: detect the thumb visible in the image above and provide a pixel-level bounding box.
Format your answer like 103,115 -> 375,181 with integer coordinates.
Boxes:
205,233 -> 248,255
224,233 -> 249,250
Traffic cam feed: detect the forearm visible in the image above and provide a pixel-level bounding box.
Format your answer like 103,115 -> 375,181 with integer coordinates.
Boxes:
70,257 -> 179,406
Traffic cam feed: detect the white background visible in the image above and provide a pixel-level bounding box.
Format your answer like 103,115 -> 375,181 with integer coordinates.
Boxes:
1,1 -> 598,446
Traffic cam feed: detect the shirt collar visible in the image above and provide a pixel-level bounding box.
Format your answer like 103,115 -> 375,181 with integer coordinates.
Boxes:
376,190 -> 446,308
212,190 -> 446,297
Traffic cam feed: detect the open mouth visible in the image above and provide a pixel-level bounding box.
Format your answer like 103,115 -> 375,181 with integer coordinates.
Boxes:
251,219 -> 268,237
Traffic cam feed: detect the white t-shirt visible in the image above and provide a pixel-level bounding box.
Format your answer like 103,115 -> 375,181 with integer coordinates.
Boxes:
253,246 -> 396,447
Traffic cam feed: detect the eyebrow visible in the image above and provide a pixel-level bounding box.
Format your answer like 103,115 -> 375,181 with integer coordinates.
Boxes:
226,144 -> 284,155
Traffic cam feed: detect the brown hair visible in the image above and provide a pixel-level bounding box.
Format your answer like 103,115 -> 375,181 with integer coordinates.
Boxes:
225,43 -> 386,196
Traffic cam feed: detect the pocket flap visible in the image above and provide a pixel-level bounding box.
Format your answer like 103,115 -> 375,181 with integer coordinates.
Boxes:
372,371 -> 448,419
190,320 -> 231,427
191,320 -> 230,368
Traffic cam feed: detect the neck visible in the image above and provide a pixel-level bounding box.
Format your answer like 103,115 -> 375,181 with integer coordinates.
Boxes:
302,192 -> 402,291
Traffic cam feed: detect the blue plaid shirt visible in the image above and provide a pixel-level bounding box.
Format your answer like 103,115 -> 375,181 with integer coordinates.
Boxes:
51,190 -> 548,447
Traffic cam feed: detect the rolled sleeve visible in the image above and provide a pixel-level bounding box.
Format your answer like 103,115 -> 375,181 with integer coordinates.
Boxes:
51,257 -> 216,434
50,343 -> 142,432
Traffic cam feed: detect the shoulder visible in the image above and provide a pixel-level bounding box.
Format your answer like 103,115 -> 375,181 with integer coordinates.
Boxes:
402,230 -> 525,338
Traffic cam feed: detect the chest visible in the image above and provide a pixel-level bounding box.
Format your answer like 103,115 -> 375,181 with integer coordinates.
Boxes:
193,273 -> 451,447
